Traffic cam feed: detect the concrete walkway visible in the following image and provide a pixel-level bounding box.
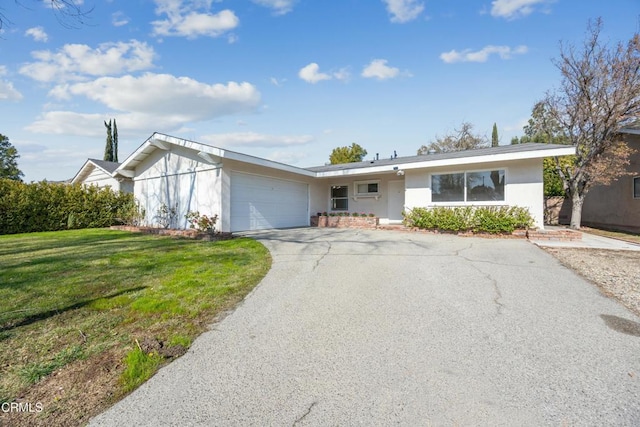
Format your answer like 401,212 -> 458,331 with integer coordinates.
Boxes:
91,228 -> 640,426
530,227 -> 640,251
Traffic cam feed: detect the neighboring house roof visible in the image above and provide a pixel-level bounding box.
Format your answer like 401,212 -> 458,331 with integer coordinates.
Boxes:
71,158 -> 122,184
114,132 -> 577,179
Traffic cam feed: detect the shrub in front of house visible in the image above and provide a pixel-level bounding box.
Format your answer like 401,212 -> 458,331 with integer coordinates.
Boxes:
0,179 -> 139,235
403,206 -> 534,234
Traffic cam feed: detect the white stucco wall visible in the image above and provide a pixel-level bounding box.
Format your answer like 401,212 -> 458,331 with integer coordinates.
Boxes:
133,146 -> 222,229
315,174 -> 406,223
404,158 -> 545,228
83,167 -> 121,190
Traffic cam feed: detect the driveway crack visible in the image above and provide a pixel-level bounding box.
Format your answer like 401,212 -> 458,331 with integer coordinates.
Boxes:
293,401 -> 317,426
458,252 -> 505,315
311,242 -> 331,271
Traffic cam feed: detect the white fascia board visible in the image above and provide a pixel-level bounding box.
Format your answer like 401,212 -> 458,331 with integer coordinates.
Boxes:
221,150 -> 316,177
115,132 -> 315,179
153,134 -> 313,176
71,160 -> 93,184
315,164 -> 400,177
116,169 -> 135,178
400,146 -> 577,171
314,146 -> 577,178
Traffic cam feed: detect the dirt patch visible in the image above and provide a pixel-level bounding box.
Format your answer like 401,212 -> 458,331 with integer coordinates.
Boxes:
1,348 -> 125,427
545,248 -> 640,317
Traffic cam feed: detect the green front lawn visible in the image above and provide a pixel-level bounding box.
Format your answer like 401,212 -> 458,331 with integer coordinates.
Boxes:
0,229 -> 271,426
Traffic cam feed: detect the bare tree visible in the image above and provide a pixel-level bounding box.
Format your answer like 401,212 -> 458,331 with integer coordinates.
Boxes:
540,18 -> 640,229
417,122 -> 488,154
0,1 -> 92,30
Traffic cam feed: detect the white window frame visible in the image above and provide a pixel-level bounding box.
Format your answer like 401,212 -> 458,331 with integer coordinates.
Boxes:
634,176 -> 640,199
354,180 -> 381,198
330,184 -> 349,211
430,168 -> 507,205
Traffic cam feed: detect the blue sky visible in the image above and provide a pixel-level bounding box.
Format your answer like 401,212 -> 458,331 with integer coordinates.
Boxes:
0,0 -> 638,181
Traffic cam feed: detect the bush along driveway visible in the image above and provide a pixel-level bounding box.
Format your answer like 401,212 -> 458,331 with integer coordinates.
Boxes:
91,228 -> 640,426
0,229 -> 270,427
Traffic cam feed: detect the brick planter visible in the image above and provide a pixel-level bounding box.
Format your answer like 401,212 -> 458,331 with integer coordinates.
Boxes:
311,215 -> 379,230
110,225 -> 233,241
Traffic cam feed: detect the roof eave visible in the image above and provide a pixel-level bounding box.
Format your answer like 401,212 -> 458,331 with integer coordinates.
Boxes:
115,132 -> 316,178
314,146 -> 577,177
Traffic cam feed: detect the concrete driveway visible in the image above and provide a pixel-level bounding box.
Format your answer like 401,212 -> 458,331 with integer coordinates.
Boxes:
91,228 -> 640,426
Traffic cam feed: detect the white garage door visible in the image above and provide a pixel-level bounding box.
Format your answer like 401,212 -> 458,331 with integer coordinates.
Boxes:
230,172 -> 309,232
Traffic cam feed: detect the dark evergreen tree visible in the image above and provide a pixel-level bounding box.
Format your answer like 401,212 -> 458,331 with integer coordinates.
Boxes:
104,120 -> 113,162
491,123 -> 499,147
0,134 -> 24,181
113,119 -> 119,162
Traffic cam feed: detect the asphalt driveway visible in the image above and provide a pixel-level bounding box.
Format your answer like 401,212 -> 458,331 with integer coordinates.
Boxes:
91,228 -> 640,426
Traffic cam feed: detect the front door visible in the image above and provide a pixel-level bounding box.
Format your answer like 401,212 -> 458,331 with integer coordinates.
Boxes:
387,180 -> 405,223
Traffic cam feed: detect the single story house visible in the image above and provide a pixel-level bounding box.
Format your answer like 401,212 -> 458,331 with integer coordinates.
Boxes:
581,128 -> 640,233
71,158 -> 133,193
107,133 -> 575,232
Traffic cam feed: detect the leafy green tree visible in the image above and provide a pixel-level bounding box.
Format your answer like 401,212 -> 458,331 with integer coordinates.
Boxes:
329,143 -> 368,164
512,103 -> 574,197
491,123 -> 499,147
417,122 -> 488,154
104,120 -> 114,162
537,19 -> 639,228
0,134 -> 24,181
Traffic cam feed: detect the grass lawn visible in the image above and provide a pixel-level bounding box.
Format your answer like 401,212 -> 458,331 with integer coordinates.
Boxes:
0,229 -> 271,427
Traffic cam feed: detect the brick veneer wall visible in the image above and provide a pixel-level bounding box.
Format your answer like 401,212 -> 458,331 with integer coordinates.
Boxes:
311,216 -> 379,229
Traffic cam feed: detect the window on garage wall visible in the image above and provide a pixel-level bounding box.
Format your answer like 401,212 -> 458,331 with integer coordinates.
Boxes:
634,177 -> 640,199
331,186 -> 348,210
432,169 -> 505,203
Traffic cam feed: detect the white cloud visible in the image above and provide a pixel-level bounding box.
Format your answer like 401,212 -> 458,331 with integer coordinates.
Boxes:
267,150 -> 307,164
333,67 -> 351,82
361,59 -> 400,80
440,45 -> 528,63
112,11 -> 130,27
299,63 -> 331,84
26,111 -> 112,135
50,73 -> 260,117
152,0 -> 239,39
200,132 -> 313,148
0,66 -> 23,101
0,81 -> 23,101
28,74 -> 260,135
382,0 -> 424,23
252,0 -> 296,15
298,63 -> 349,84
270,77 -> 287,86
19,40 -> 156,83
25,27 -> 48,42
490,0 -> 552,19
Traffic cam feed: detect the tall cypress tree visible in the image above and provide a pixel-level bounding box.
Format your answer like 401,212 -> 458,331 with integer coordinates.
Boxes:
113,119 -> 118,162
104,120 -> 113,161
491,123 -> 499,147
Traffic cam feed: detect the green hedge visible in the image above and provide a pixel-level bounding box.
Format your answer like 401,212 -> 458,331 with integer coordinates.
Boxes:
0,179 -> 138,235
403,206 -> 534,234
